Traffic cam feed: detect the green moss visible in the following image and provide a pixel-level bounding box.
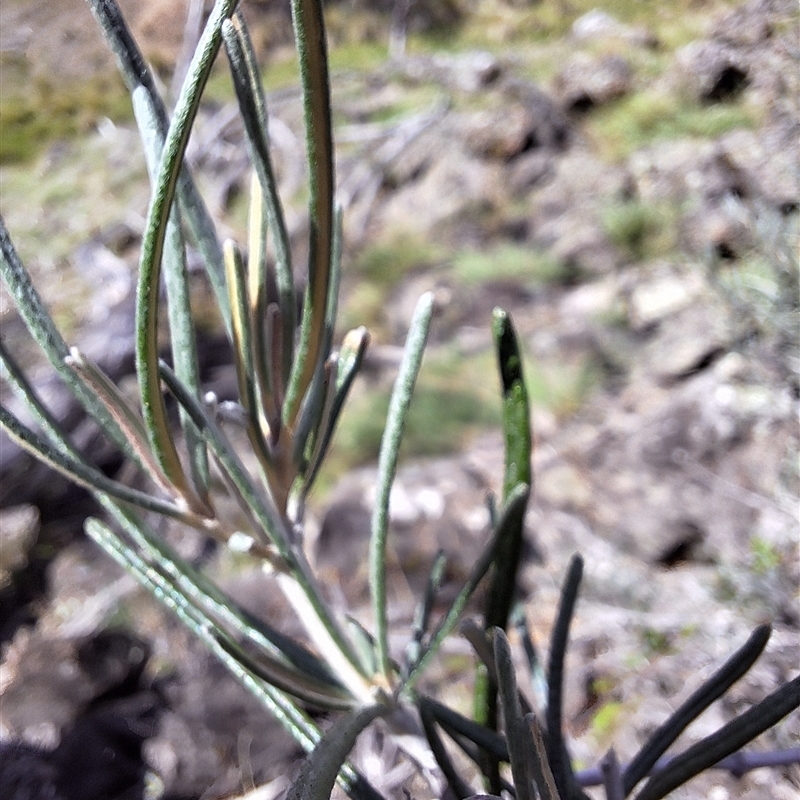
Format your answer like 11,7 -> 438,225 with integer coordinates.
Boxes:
639,626 -> 674,656
525,355 -> 600,419
450,243 -> 566,287
357,84 -> 443,125
329,40 -> 391,74
587,91 -> 756,161
338,281 -> 390,337
591,700 -> 624,738
314,346 -> 502,490
0,71 -> 132,165
353,234 -> 445,287
602,200 -> 676,262
750,537 -> 781,575
431,0 -> 733,52
329,350 -> 501,472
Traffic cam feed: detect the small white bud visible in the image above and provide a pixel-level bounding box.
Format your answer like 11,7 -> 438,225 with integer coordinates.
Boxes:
227,531 -> 254,553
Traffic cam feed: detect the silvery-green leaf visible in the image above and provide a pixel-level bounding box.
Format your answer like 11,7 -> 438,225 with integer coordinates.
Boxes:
133,85 -> 209,500
283,0 -> 335,426
370,292 -> 435,682
135,0 -> 238,500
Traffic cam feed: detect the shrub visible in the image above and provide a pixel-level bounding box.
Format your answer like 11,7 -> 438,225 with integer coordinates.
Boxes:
1,1 -> 797,798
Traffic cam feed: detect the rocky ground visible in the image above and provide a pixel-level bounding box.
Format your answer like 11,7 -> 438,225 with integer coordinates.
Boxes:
0,0 -> 798,798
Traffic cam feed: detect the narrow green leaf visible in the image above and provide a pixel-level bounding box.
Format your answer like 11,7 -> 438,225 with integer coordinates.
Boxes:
493,307 -> 532,500
405,549 -> 447,673
524,713 -> 562,800
287,705 -> 386,800
64,348 -> 174,495
215,637 -> 355,711
424,697 -> 509,762
266,300 -> 286,436
298,359 -> 338,492
283,0 -> 335,426
0,217 -> 132,460
293,356 -> 333,468
419,699 -> 476,798
249,281 -> 284,452
133,85 -> 209,501
320,203 -> 344,371
485,307 -> 532,633
480,308 -> 533,789
223,12 -> 295,375
135,0 -> 238,498
462,620 -> 536,729
291,206 -> 344,485
292,205 -> 344,505
513,605 -> 548,712
345,616 -> 379,676
600,749 -> 624,800
371,292 -> 435,682
300,326 -> 370,502
244,174 -> 283,446
461,619 -> 497,672
0,406 -> 193,522
223,239 -> 277,484
328,205 -> 344,323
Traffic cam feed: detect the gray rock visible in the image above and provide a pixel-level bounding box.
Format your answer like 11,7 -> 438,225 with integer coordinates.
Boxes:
508,149 -> 556,196
709,0 -> 785,48
0,628 -> 150,749
673,40 -> 750,103
526,152 -> 630,276
376,145 -> 506,237
464,104 -> 549,160
719,126 -> 800,213
629,139 -> 719,206
681,197 -> 757,260
144,649 -> 296,798
640,302 -> 728,382
398,51 -> 502,94
571,10 -> 656,47
627,270 -> 705,331
502,78 -> 573,152
554,53 -> 634,112
0,504 -> 39,589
